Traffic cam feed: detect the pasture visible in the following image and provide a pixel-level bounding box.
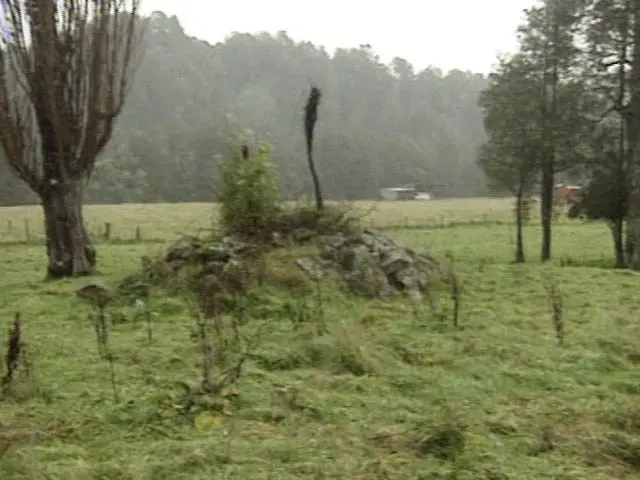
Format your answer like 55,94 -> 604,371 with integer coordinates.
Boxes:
0,197 -> 523,244
1,198 -> 640,479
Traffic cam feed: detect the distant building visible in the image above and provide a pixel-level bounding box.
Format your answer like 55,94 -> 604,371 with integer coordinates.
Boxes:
555,183 -> 582,201
380,187 -> 417,201
415,192 -> 432,201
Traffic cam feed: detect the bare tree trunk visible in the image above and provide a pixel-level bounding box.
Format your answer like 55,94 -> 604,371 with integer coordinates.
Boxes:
627,197 -> 640,270
40,180 -> 95,278
307,149 -> 324,211
515,191 -> 526,263
626,217 -> 635,264
540,2 -> 560,263
611,218 -> 626,268
626,3 -> 640,270
540,167 -> 554,261
304,86 -> 324,211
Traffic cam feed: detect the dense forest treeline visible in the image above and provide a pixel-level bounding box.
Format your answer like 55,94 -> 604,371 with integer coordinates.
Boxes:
0,11 -> 489,205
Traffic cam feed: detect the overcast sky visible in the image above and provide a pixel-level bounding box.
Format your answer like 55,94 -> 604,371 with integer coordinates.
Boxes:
140,0 -> 533,74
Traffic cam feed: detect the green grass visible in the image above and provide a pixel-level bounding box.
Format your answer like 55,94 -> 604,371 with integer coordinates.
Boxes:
2,207 -> 640,479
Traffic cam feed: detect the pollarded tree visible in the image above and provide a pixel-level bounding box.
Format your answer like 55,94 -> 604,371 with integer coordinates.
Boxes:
0,0 -> 143,277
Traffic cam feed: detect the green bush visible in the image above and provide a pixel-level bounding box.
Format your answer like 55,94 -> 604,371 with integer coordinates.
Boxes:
217,142 -> 281,236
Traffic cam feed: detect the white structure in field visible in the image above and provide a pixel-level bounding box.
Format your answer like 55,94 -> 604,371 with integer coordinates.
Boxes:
380,186 -> 431,201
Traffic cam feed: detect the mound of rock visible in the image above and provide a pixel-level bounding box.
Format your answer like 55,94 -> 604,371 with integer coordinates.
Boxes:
120,229 -> 439,304
314,229 -> 440,300
119,234 -> 254,299
164,234 -> 257,275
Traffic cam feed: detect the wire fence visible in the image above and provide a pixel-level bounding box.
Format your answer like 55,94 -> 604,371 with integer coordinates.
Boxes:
0,214 -> 581,246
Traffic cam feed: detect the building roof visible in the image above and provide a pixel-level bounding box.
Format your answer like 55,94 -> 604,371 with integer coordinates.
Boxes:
381,187 -> 416,192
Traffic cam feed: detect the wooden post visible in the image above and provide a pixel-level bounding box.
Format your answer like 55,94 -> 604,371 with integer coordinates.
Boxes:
104,222 -> 111,240
135,226 -> 141,241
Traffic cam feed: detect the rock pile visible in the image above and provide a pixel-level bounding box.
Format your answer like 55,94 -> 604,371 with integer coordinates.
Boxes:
164,234 -> 255,277
118,235 -> 255,306
314,229 -> 440,300
120,229 -> 439,303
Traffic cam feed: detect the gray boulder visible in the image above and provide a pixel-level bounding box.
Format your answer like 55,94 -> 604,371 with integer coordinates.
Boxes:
313,229 -> 439,300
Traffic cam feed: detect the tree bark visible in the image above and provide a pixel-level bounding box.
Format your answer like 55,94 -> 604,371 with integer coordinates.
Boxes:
540,3 -> 559,263
626,4 -> 640,270
307,149 -> 324,211
611,218 -> 626,268
515,193 -> 526,264
540,165 -> 554,261
40,180 -> 96,278
627,201 -> 640,269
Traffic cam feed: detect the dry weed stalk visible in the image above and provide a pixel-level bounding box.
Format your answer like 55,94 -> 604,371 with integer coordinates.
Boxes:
105,350 -> 119,402
88,310 -> 119,401
545,272 -> 565,346
77,283 -> 113,357
133,283 -> 153,342
77,283 -> 119,401
2,313 -> 24,391
444,254 -> 463,329
187,292 -> 266,397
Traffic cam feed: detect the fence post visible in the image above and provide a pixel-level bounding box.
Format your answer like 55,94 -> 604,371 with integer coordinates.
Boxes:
104,222 -> 111,241
24,219 -> 30,242
135,226 -> 141,241
6,219 -> 11,233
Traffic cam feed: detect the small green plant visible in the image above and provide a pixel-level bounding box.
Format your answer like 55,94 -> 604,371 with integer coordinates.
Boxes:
217,141 -> 281,238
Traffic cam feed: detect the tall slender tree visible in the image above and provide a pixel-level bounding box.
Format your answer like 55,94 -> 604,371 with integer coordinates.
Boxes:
0,0 -> 143,277
478,55 -> 541,263
577,0 -> 635,267
589,0 -> 640,268
517,0 -> 586,261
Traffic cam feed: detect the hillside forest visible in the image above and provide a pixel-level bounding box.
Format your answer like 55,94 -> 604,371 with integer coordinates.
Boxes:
0,12 -> 490,206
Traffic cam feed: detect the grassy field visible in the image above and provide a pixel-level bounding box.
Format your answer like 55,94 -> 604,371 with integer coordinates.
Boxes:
2,200 -> 640,479
0,198 -> 528,244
